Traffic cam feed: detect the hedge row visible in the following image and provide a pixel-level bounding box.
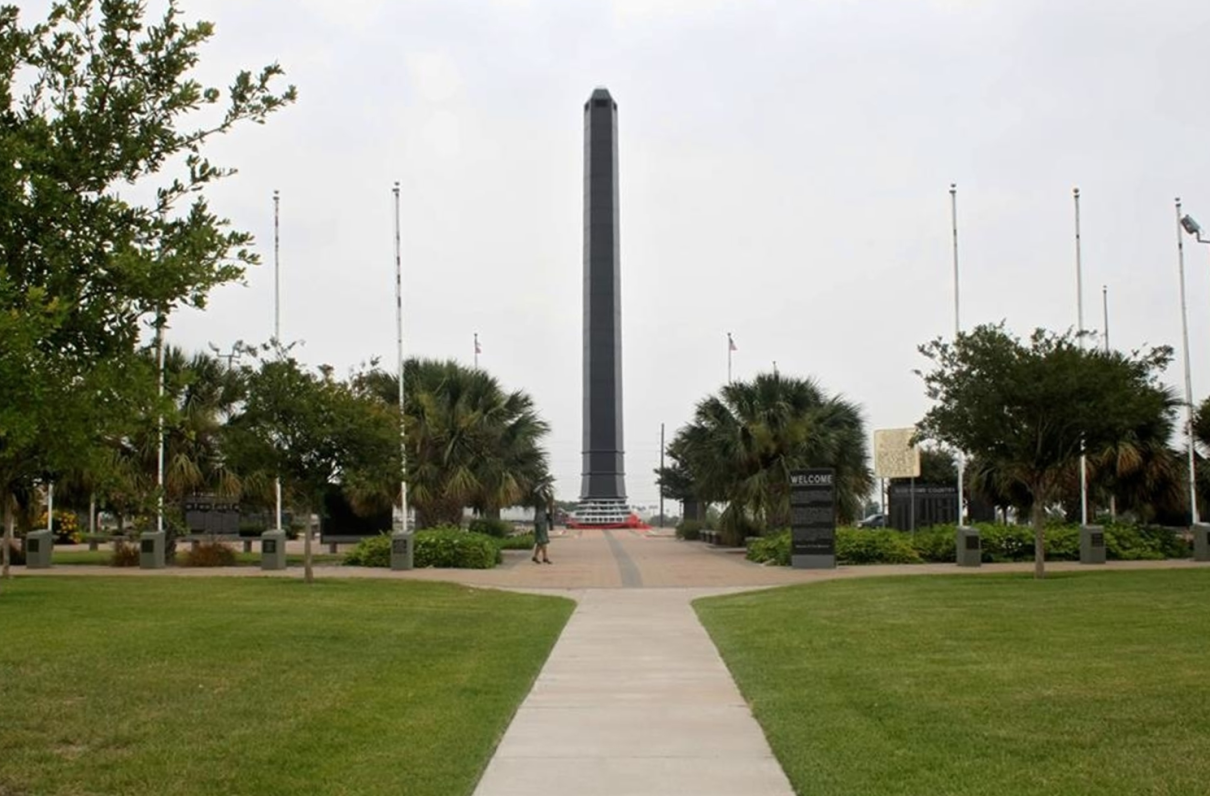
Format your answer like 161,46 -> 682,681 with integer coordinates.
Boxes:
747,523 -> 1192,567
344,527 -> 505,569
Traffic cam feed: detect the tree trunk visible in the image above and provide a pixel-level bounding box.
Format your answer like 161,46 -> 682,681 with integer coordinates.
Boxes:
304,505 -> 314,584
2,488 -> 13,582
1031,496 -> 1046,580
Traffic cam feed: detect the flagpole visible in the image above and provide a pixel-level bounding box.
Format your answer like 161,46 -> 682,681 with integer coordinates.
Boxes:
394,182 -> 409,533
1103,283 -> 1115,520
951,183 -> 965,525
1176,197 -> 1199,525
273,190 -> 283,535
1074,187 -> 1088,527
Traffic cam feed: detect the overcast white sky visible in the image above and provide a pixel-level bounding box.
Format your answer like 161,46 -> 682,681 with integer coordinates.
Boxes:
21,0 -> 1210,508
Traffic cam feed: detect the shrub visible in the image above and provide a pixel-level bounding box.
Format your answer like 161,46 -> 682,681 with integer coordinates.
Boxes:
496,533 -> 536,551
837,529 -> 923,565
37,509 -> 81,544
415,528 -> 499,569
676,520 -> 704,541
1105,523 -> 1188,560
747,531 -> 790,566
748,521 -> 1191,566
909,527 -> 956,563
468,518 -> 513,538
344,528 -> 501,569
344,534 -> 392,567
110,540 -> 140,567
180,541 -> 237,567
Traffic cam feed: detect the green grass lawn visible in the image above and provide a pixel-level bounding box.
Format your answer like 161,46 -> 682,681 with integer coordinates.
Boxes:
695,570 -> 1210,796
0,577 -> 574,796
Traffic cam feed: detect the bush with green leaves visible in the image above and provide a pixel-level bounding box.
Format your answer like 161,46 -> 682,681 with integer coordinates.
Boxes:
495,533 -> 536,551
836,529 -> 923,564
344,534 -> 392,567
468,518 -> 513,538
676,519 -> 704,541
747,522 -> 1190,566
344,527 -> 502,569
746,532 -> 790,565
416,528 -> 500,568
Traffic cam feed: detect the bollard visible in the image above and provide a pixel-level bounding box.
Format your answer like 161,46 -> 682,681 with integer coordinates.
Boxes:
390,530 -> 414,571
1080,525 -> 1106,564
139,530 -> 166,569
955,526 -> 981,567
25,529 -> 54,569
260,530 -> 287,571
1194,522 -> 1210,563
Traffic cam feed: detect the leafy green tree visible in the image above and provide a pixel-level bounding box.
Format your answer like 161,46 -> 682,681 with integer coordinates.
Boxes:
226,350 -> 396,582
668,372 -> 872,544
917,324 -> 1174,578
0,0 -> 293,580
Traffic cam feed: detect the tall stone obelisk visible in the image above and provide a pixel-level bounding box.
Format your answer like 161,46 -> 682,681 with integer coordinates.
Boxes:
579,87 -> 628,525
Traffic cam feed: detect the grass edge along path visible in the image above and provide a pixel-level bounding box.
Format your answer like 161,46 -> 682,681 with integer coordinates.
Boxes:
0,577 -> 574,796
695,570 -> 1210,796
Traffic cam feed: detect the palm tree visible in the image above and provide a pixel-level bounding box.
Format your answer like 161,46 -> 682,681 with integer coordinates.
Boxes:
672,372 -> 872,544
352,359 -> 552,529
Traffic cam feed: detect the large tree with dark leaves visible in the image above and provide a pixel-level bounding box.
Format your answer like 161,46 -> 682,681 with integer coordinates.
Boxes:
0,1 -> 293,581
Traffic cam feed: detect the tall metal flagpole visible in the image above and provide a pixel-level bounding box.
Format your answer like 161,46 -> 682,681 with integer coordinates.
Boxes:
273,190 -> 283,535
1103,283 -> 1115,520
1074,188 -> 1088,527
951,184 -> 965,524
1176,197 -> 1199,525
156,309 -> 165,534
395,183 -> 409,531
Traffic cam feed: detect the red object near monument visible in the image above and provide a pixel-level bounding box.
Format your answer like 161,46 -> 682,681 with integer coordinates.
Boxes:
567,513 -> 651,530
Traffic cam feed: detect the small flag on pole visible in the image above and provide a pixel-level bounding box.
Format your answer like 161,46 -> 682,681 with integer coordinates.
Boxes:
728,333 -> 737,352
474,335 -> 482,355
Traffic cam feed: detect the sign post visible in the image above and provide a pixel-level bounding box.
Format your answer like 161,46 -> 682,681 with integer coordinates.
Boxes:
791,468 -> 836,569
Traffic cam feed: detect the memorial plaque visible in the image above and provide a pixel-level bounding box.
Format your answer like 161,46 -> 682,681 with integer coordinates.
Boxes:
1091,532 -> 1104,548
141,539 -> 155,554
392,538 -> 410,556
790,468 -> 836,569
263,540 -> 277,555
27,537 -> 40,554
965,534 -> 981,551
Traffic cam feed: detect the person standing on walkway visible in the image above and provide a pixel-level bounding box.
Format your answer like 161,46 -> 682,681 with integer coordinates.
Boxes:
532,502 -> 552,564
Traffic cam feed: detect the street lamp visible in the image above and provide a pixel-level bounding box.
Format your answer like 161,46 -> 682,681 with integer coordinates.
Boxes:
1183,214 -> 1208,242
1176,201 -> 1202,524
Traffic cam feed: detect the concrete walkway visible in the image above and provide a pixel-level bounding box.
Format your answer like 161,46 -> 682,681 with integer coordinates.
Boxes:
472,588 -> 793,796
